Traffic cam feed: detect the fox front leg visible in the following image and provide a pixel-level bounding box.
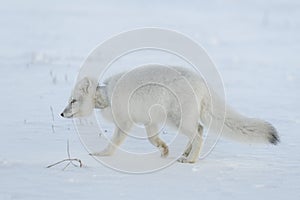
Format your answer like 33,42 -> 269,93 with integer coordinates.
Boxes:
89,127 -> 128,156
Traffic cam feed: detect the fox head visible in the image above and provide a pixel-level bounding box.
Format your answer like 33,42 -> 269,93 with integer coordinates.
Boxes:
61,77 -> 101,118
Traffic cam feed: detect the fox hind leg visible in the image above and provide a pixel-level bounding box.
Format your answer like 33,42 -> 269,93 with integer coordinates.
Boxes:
178,124 -> 203,163
182,142 -> 192,157
145,124 -> 169,158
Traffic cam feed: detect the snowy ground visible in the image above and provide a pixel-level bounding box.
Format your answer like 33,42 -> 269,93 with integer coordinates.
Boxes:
0,0 -> 300,199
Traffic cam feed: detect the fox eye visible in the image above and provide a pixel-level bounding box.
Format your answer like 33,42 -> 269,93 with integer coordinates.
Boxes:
70,99 -> 77,104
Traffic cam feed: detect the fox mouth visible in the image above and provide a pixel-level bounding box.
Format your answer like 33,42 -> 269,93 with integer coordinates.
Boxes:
61,112 -> 77,118
65,114 -> 74,118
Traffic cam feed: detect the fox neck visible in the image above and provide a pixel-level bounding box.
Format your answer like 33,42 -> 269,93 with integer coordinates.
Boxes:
95,85 -> 109,109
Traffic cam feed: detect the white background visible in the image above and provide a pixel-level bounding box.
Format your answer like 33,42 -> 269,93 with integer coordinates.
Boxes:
0,0 -> 299,199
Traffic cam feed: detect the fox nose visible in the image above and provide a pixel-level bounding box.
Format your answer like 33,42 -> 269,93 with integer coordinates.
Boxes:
60,113 -> 64,117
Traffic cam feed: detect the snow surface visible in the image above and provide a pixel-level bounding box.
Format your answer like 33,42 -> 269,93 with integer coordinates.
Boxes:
0,0 -> 299,199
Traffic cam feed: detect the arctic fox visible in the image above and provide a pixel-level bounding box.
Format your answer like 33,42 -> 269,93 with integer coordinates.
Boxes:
61,65 -> 279,163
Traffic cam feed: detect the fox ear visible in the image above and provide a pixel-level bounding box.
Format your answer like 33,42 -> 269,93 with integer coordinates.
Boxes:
77,77 -> 92,94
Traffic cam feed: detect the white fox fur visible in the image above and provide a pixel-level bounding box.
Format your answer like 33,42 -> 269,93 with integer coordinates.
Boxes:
61,65 -> 279,163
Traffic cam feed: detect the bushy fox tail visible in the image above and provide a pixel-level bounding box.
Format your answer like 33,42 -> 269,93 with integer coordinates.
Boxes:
200,97 -> 279,145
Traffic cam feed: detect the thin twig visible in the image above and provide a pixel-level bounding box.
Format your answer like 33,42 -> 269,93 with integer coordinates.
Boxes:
50,106 -> 54,121
46,158 -> 83,169
46,140 -> 83,169
66,140 -> 78,168
62,162 -> 71,171
51,124 -> 55,134
50,106 -> 55,133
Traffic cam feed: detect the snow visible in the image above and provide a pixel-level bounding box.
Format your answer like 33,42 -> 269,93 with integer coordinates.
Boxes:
0,0 -> 299,199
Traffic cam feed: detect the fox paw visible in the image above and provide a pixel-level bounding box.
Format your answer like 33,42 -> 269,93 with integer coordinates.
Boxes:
177,156 -> 196,164
89,149 -> 113,157
159,144 -> 169,158
182,147 -> 192,157
182,151 -> 189,157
